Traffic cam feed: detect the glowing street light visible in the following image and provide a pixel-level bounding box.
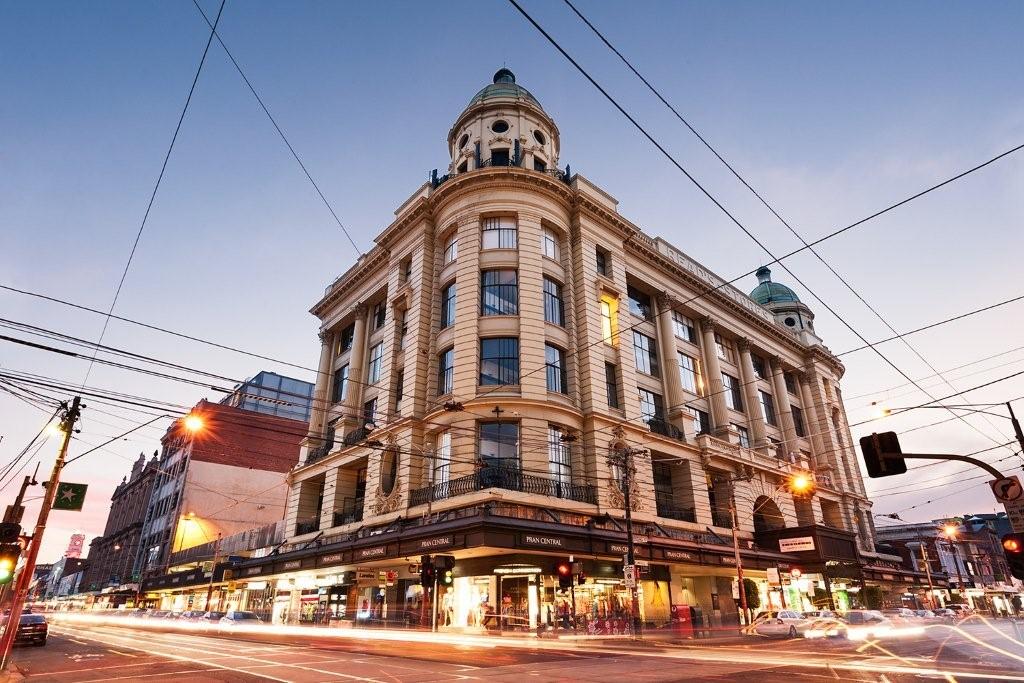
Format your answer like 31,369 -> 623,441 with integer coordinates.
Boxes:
788,472 -> 815,495
869,401 -> 891,420
943,524 -> 959,539
183,414 -> 204,433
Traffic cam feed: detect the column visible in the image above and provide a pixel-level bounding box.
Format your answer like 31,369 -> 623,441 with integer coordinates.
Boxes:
655,293 -> 690,439
308,330 -> 335,438
517,213 -> 548,401
770,357 -> 799,456
736,339 -> 767,447
699,317 -> 729,434
797,372 -> 824,470
341,303 -> 370,428
320,467 -> 339,530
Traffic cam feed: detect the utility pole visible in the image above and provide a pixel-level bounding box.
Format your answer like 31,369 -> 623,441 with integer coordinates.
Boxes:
610,446 -> 644,638
730,502 -> 748,627
0,467 -> 39,610
916,535 -> 935,608
204,533 -> 223,610
1008,402 -> 1024,457
0,397 -> 81,671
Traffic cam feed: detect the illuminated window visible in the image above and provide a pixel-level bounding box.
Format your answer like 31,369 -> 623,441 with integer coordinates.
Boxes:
600,298 -> 615,343
678,353 -> 703,395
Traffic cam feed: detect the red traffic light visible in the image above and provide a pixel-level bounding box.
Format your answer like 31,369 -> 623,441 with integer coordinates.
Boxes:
1004,537 -> 1023,553
556,563 -> 571,576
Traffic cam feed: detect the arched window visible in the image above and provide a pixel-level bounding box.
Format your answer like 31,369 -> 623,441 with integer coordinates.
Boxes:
753,496 -> 785,533
380,448 -> 399,495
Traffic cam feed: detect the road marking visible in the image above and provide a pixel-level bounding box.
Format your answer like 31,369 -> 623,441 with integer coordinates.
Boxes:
106,649 -> 137,658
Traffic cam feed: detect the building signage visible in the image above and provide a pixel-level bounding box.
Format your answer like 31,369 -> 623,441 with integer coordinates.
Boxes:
244,567 -> 263,576
356,546 -> 387,560
608,543 -> 630,555
521,534 -> 564,548
720,556 -> 737,565
356,569 -> 378,582
417,536 -> 453,550
663,550 -> 697,562
778,536 -> 816,553
320,553 -> 345,566
766,568 -> 781,585
282,560 -> 302,571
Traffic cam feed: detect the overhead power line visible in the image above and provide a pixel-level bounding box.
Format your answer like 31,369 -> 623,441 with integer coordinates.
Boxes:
83,0 -> 226,386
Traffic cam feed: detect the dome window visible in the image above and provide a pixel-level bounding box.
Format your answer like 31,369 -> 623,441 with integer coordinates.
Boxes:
459,134 -> 469,148
491,120 -> 510,133
533,130 -> 546,145
785,317 -> 796,327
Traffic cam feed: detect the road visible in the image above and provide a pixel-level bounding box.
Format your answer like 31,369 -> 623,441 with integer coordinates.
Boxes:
8,617 -> 1024,682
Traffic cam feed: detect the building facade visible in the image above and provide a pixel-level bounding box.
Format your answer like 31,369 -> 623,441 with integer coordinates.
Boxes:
224,69 -> 878,631
135,400 -> 304,578
219,370 -> 315,423
81,452 -> 159,592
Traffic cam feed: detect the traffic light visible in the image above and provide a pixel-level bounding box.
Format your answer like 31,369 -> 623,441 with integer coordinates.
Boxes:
859,432 -> 907,478
556,561 -> 572,590
419,555 -> 435,588
1003,534 -> 1024,580
572,561 -> 586,586
433,555 -> 455,585
0,543 -> 20,585
0,523 -> 20,544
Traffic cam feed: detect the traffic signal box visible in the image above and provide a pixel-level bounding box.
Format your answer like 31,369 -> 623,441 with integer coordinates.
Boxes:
434,555 -> 455,586
419,555 -> 435,588
556,561 -> 572,589
0,523 -> 22,585
859,432 -> 907,478
1003,534 -> 1024,580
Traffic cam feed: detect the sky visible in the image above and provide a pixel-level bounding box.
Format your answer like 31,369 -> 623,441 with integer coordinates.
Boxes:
1,0 -> 1023,563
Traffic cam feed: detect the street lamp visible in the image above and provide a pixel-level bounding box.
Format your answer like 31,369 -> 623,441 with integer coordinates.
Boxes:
183,414 -> 204,433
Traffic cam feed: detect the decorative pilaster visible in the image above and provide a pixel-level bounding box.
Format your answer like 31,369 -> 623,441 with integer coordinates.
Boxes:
341,303 -> 370,427
308,329 -> 335,439
736,339 -> 767,447
770,357 -> 799,456
797,370 -> 824,472
655,292 -> 689,439
699,317 -> 729,434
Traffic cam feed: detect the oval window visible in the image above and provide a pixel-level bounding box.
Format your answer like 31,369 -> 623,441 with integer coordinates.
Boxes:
784,317 -> 796,327
492,120 -> 509,133
380,448 -> 398,495
533,130 -> 546,145
459,134 -> 469,148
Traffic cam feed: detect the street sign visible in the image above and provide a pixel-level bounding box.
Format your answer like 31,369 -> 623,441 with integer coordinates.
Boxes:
51,483 -> 87,511
1005,499 -> 1024,534
991,476 -> 1024,503
623,565 -> 636,588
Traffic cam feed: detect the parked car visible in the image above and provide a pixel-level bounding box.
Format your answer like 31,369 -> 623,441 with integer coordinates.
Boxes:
178,610 -> 205,623
198,611 -> 226,626
750,610 -> 808,638
11,613 -> 48,646
217,611 -> 263,630
933,608 -> 957,619
145,610 -> 171,619
881,608 -> 917,623
913,609 -> 937,620
946,603 -> 973,616
841,610 -> 894,640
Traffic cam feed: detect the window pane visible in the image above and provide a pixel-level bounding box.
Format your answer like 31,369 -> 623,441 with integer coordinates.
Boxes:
686,407 -> 710,435
332,365 -> 349,403
678,353 -> 703,395
441,282 -> 457,328
542,228 -> 560,260
479,422 -> 519,468
438,348 -> 454,395
433,431 -> 451,485
632,331 -> 659,377
723,373 -> 742,411
545,344 -> 567,393
543,277 -> 564,326
792,406 -> 805,437
638,389 -> 664,422
481,217 -> 517,249
480,337 -> 519,385
605,362 -> 619,408
443,233 -> 458,264
760,390 -> 777,426
627,285 -> 652,320
596,248 -> 609,276
367,343 -> 384,384
751,354 -> 766,380
600,300 -> 614,343
481,270 -> 518,316
548,426 -> 571,485
672,311 -> 695,343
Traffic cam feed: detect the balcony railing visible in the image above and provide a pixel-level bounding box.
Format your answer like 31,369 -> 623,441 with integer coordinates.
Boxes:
305,433 -> 334,465
333,497 -> 364,527
429,162 -> 572,189
295,518 -> 320,536
712,509 -> 732,529
655,498 -> 697,523
342,425 -> 373,447
409,467 -> 596,507
646,418 -> 685,442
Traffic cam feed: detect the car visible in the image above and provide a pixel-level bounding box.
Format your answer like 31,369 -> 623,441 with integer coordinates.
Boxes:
217,611 -> 263,630
946,603 -> 972,616
750,610 -> 808,638
913,609 -> 937,620
178,610 -> 205,622
803,610 -> 838,620
933,608 -> 957,619
841,610 -> 894,640
11,613 -> 48,646
881,608 -> 917,623
198,611 -> 226,626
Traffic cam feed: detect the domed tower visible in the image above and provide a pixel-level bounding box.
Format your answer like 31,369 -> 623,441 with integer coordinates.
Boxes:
750,266 -> 821,345
447,68 -> 560,175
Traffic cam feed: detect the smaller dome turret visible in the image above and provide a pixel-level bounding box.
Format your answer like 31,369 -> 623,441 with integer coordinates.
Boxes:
749,266 -> 820,344
750,266 -> 800,305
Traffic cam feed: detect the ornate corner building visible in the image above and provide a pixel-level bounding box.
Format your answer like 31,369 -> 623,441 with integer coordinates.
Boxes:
230,69 -> 884,630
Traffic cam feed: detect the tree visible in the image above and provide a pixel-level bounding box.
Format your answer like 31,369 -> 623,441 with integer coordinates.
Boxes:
743,578 -> 760,612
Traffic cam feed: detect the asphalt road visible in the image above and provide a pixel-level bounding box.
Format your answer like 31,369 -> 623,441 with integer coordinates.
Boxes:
7,617 -> 1024,682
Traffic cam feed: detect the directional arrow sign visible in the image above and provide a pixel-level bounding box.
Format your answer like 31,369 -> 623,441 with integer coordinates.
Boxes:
990,476 -> 1024,503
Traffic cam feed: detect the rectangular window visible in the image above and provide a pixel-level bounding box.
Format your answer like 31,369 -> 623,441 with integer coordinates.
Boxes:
480,337 -> 519,385
481,270 -> 518,316
715,333 -> 735,363
441,281 -> 457,328
785,372 -> 798,395
533,158 -> 547,172
792,405 -> 806,437
600,298 -> 614,343
481,216 -> 517,249
438,347 -> 454,395
627,285 -> 652,320
338,324 -> 355,354
543,277 -> 564,326
393,370 -> 404,415
373,302 -> 386,329
433,431 -> 451,485
605,362 -> 619,408
751,354 -> 767,380
638,388 -> 665,423
722,373 -> 742,411
734,424 -> 751,448
443,232 -> 458,264
542,228 -> 560,260
363,398 -> 377,425
545,344 -> 567,394
596,248 -> 609,276
402,258 -> 413,283
479,422 -> 519,469
332,365 -> 349,403
367,343 -> 384,384
548,425 -> 571,485
759,390 -> 777,426
672,311 -> 696,343
490,148 -> 510,167
678,352 -> 703,395
686,407 -> 711,435
632,331 -> 659,377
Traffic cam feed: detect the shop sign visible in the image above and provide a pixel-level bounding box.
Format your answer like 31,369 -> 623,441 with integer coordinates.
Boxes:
417,536 -> 453,551
520,534 -> 564,548
778,536 -> 816,553
608,543 -> 629,555
246,581 -> 267,591
170,576 -> 181,584
356,546 -> 388,560
356,569 -> 377,581
282,560 -> 302,571
720,556 -> 737,565
494,566 -> 542,575
320,553 -> 345,567
882,573 -> 895,580
663,550 -> 696,562
766,568 -> 781,585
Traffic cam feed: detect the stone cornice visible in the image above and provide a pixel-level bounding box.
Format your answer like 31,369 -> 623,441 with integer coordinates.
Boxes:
428,167 -> 575,219
311,247 -> 391,318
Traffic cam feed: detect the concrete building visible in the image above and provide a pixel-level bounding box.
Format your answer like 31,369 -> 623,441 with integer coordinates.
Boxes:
135,400 -> 304,578
219,370 -> 315,423
81,452 -> 159,592
40,556 -> 86,602
228,69 -> 878,631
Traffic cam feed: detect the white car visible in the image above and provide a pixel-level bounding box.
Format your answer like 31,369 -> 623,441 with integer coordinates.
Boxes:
750,610 -> 808,638
842,610 -> 894,640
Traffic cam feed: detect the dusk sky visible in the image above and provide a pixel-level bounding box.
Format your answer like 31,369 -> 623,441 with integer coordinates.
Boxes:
2,0 -> 1023,562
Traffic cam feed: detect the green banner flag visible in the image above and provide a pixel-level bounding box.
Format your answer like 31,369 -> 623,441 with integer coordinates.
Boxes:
52,483 -> 87,511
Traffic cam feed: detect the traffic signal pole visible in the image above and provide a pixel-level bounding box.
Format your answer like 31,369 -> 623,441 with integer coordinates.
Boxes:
0,397 -> 81,671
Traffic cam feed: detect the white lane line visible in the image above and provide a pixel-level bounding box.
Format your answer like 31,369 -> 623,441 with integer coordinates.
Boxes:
72,625 -> 385,682
105,649 -> 138,658
86,668 -> 216,682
